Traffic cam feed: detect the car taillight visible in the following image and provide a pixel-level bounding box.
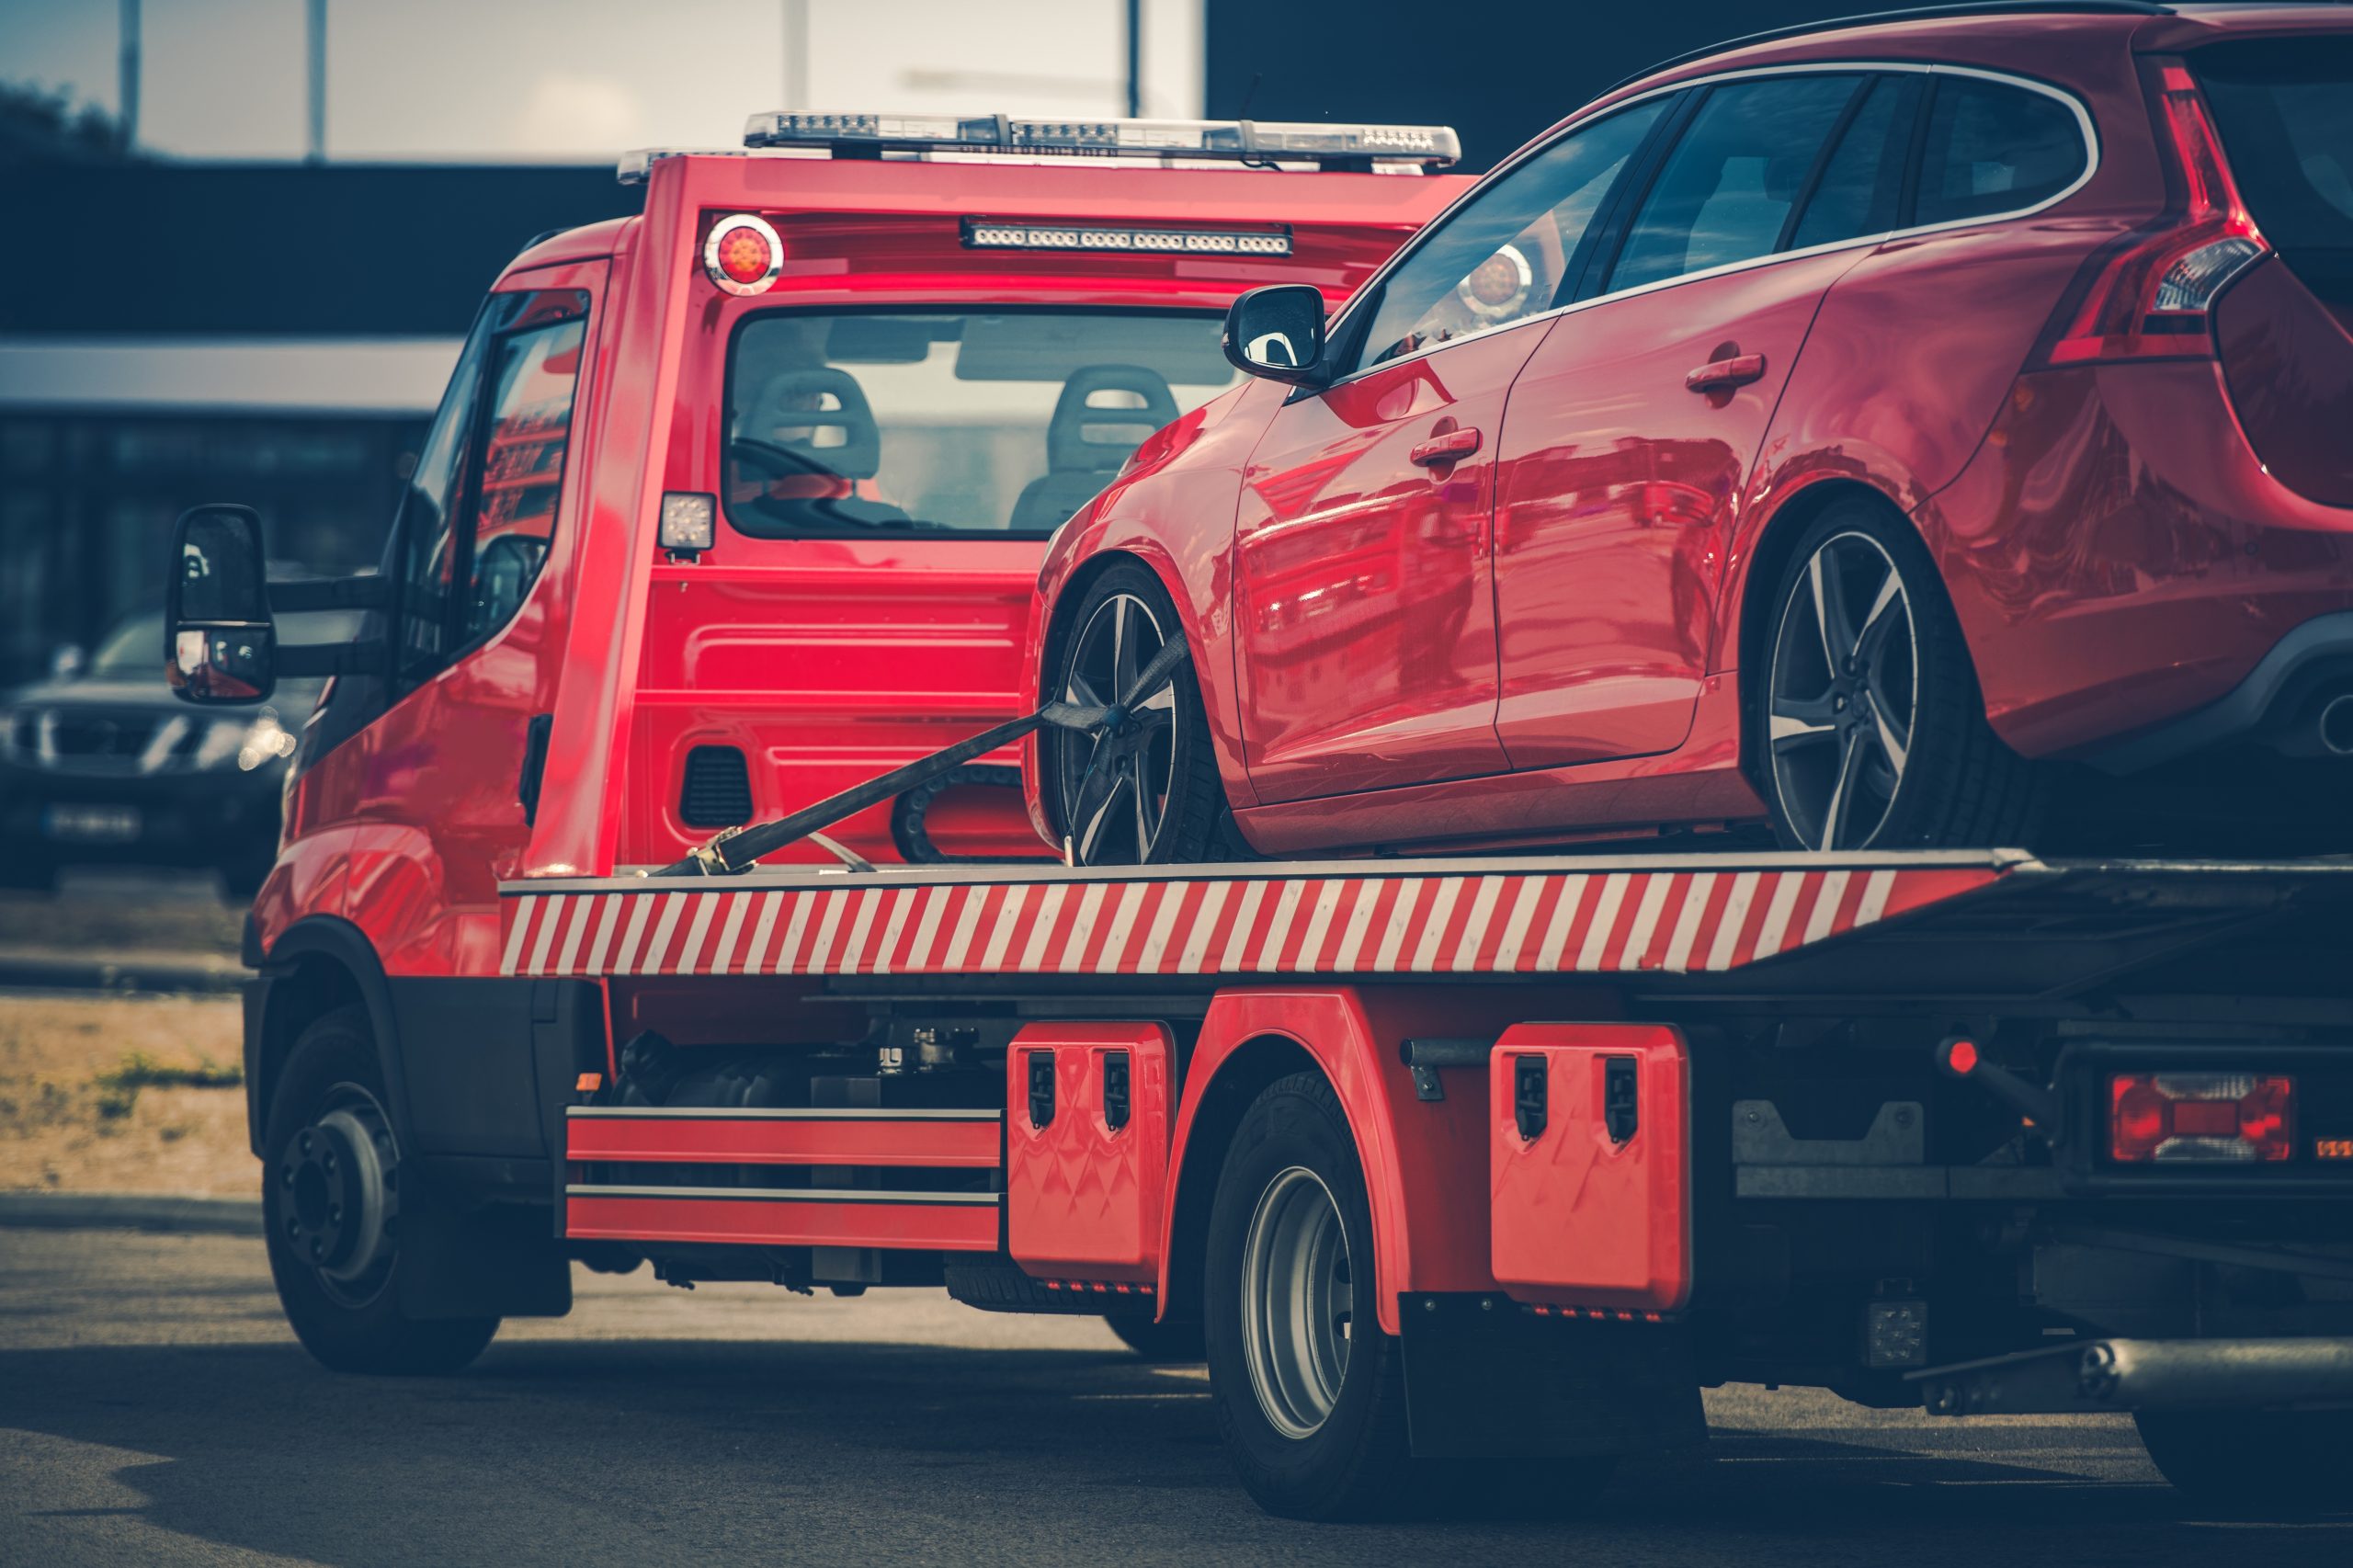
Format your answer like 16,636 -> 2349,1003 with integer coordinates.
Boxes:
2036,63 -> 2267,367
2109,1072 -> 2294,1163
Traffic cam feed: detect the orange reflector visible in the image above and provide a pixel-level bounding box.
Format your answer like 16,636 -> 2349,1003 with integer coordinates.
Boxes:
575,1073 -> 603,1093
2318,1139 -> 2353,1161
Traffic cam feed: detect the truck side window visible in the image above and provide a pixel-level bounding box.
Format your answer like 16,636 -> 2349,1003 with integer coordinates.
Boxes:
395,288 -> 589,686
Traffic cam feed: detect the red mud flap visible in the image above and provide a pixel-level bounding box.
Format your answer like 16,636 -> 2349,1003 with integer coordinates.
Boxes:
1006,1023 -> 1171,1285
1490,1023 -> 1690,1315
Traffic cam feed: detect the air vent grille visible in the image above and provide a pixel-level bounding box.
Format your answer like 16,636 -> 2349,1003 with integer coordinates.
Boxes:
680,744 -> 753,828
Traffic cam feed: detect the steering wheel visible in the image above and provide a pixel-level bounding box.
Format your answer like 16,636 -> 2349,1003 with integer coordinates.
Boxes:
727,435 -> 835,480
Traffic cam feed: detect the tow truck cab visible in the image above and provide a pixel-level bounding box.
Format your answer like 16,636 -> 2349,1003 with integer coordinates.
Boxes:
168,114 -> 1464,1199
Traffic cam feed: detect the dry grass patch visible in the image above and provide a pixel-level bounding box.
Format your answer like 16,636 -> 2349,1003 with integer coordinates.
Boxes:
0,994 -> 255,1196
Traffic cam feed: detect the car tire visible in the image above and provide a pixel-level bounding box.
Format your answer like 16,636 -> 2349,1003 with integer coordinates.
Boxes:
261,1005 -> 500,1376
1203,1072 -> 1410,1519
1755,498 -> 2045,851
1046,562 -> 1246,866
2136,1407 -> 2353,1512
1105,1312 -> 1205,1363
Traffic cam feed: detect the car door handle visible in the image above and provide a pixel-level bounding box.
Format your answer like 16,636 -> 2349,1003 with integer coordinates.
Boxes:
1409,427 -> 1482,467
1685,353 -> 1767,394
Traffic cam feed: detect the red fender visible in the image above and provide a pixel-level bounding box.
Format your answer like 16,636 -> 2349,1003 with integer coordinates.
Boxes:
1156,984 -> 1604,1335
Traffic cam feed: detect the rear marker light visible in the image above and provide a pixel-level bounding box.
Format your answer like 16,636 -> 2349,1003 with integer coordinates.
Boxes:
659,492 -> 717,554
962,218 -> 1291,257
2317,1139 -> 2353,1162
703,213 -> 782,296
2109,1072 -> 2294,1164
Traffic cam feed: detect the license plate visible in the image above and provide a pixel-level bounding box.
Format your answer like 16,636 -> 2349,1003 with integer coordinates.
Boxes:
41,803 -> 142,844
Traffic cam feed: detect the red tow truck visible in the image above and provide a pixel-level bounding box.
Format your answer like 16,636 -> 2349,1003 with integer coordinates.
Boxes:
167,108 -> 2353,1523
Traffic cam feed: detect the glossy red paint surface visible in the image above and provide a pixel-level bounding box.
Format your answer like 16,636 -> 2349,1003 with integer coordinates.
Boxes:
1006,1022 -> 1171,1283
1157,986 -> 1602,1335
564,1110 -> 1001,1168
257,152 -> 1461,970
1489,1024 -> 1690,1313
1029,8 -> 2353,854
1495,252 -> 1858,767
1233,325 -> 1538,800
564,1192 -> 1001,1251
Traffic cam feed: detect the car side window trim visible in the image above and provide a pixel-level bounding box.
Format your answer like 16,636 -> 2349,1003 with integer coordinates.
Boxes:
1312,58 -> 2097,393
1559,88 -> 1701,310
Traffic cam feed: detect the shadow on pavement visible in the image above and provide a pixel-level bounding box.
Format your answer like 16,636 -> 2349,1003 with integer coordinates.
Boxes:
3,1334 -> 2334,1567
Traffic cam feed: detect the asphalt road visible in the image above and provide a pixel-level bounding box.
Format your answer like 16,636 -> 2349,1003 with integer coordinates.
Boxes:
2,1229 -> 2343,1566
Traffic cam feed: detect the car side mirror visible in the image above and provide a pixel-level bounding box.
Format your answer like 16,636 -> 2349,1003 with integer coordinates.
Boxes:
166,503 -> 277,704
1222,284 -> 1328,387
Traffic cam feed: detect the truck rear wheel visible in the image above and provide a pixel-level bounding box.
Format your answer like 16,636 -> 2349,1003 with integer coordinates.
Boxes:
1204,1072 -> 1410,1519
2136,1407 -> 2353,1511
262,1006 -> 499,1375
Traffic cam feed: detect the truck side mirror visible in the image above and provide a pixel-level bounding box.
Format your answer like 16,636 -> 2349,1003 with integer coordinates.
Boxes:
1222,284 -> 1328,388
166,503 -> 277,704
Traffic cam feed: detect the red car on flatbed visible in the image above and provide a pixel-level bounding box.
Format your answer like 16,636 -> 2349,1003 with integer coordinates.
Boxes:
165,24 -> 2353,1527
1031,0 -> 2353,866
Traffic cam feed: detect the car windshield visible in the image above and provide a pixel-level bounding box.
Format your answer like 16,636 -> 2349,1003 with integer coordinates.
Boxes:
88,613 -> 166,677
724,309 -> 1239,540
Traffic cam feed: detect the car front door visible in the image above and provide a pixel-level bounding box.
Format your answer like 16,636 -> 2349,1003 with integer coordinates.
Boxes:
1489,71 -> 1916,770
1233,97 -> 1673,803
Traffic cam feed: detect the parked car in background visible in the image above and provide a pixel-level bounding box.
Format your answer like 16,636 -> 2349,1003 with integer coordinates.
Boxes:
2,606 -> 350,898
1029,4 -> 2353,864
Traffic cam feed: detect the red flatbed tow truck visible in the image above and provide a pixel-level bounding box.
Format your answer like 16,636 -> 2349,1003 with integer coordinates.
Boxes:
163,106 -> 2353,1523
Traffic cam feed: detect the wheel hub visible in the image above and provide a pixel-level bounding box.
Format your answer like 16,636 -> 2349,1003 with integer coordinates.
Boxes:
1239,1166 -> 1354,1439
278,1097 -> 398,1294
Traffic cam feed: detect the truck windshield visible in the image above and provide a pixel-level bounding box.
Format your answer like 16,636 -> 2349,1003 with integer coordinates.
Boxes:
725,309 -> 1238,540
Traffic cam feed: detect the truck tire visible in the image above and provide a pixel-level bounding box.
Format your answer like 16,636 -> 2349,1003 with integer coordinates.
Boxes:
1204,1072 -> 1411,1519
2136,1407 -> 2353,1511
1106,1313 -> 1205,1363
261,1005 -> 499,1375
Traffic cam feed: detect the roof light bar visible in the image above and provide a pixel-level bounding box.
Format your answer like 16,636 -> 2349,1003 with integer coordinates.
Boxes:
742,112 -> 1460,169
962,218 -> 1292,257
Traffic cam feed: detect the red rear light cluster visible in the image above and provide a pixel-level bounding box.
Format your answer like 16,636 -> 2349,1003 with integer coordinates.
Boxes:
2039,63 -> 2267,367
2109,1072 -> 2294,1163
703,213 -> 782,296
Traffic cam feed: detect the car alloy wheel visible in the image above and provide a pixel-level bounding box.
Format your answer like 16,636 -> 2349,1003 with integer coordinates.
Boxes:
1238,1165 -> 1355,1439
1767,529 -> 1918,850
1056,591 -> 1181,863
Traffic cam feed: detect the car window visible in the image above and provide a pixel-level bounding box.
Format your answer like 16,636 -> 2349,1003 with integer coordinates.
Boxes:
1912,75 -> 2086,228
1608,74 -> 1867,294
1789,74 -> 1922,250
395,289 -> 587,684
2194,37 -> 2353,253
1350,97 -> 1670,371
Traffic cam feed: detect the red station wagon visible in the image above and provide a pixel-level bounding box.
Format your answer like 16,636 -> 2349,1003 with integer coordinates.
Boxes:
1029,3 -> 2353,864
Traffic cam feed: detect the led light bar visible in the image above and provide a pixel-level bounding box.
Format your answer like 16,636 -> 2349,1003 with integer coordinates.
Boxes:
742,112 -> 1460,169
961,218 -> 1292,257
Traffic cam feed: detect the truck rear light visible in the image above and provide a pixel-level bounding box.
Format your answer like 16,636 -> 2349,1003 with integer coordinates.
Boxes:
2036,63 -> 2266,367
703,213 -> 782,296
2109,1072 -> 2294,1163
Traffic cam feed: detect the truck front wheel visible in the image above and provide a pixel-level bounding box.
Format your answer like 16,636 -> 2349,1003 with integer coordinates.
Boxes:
2136,1407 -> 2353,1511
1203,1072 -> 1410,1519
261,1006 -> 499,1375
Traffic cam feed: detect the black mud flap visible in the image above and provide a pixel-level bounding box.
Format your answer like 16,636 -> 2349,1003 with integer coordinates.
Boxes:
396,1191 -> 572,1321
1398,1293 -> 1705,1459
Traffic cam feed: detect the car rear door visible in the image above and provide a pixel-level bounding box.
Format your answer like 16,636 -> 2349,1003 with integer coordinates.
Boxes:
1490,70 -> 1915,768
